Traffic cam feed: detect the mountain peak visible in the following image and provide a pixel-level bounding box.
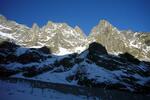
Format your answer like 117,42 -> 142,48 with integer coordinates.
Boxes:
47,20 -> 54,24
74,25 -> 86,37
0,15 -> 7,23
90,19 -> 114,36
0,15 -> 6,20
32,23 -> 39,28
98,19 -> 113,29
46,21 -> 54,27
31,23 -> 40,32
74,25 -> 82,32
74,25 -> 80,29
0,15 -> 149,59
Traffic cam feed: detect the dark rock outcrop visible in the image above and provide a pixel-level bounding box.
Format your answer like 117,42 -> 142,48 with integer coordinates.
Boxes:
88,42 -> 108,55
38,46 -> 51,54
119,52 -> 140,65
17,50 -> 44,64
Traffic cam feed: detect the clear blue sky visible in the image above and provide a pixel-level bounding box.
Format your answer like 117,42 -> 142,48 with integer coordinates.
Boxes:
0,0 -> 150,35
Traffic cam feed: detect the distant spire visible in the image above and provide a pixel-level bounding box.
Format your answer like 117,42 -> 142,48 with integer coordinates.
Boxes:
0,15 -> 7,23
89,19 -> 117,36
31,23 -> 40,33
98,19 -> 113,28
74,25 -> 86,37
47,21 -> 53,25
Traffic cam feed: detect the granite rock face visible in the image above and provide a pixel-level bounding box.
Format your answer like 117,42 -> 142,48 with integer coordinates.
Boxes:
0,15 -> 150,60
0,15 -> 87,54
88,20 -> 150,60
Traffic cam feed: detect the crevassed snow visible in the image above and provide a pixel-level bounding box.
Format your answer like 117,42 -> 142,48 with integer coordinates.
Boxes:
0,31 -> 14,39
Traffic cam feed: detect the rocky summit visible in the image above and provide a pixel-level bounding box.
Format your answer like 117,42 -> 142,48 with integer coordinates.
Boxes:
88,20 -> 150,60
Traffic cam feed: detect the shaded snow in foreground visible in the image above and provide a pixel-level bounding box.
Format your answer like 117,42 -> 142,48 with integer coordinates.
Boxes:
12,61 -> 150,90
12,64 -> 80,86
0,80 -> 99,100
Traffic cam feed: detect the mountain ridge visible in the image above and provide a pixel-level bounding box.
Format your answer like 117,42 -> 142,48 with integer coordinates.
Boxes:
0,15 -> 150,60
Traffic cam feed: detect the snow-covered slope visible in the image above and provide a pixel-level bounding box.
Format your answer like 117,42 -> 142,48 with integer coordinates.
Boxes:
0,41 -> 150,94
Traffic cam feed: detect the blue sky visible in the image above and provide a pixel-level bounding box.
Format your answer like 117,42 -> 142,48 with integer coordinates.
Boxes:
0,0 -> 150,35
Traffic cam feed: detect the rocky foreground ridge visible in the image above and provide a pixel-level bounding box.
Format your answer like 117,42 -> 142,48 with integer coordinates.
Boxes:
0,41 -> 150,94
